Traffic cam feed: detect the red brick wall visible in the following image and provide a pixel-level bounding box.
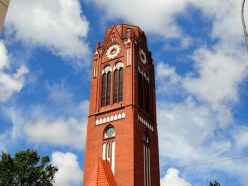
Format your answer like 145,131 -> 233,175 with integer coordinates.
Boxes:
83,24 -> 160,186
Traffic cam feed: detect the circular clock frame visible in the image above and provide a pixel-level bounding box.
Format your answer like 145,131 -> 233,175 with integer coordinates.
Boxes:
106,44 -> 121,59
139,49 -> 147,64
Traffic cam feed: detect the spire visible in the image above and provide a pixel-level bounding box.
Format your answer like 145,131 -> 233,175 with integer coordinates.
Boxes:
86,157 -> 117,186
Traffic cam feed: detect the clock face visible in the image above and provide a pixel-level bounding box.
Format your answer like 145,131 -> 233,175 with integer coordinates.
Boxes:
139,49 -> 147,64
106,44 -> 121,59
106,127 -> 115,137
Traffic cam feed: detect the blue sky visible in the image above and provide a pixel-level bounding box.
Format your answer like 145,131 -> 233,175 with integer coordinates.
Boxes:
1,0 -> 248,185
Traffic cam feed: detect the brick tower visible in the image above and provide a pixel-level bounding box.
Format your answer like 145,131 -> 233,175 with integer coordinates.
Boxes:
83,24 -> 160,186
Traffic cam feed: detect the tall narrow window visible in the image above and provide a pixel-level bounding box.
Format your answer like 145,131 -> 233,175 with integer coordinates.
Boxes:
144,75 -> 147,111
113,70 -> 118,103
113,62 -> 123,103
146,78 -> 149,113
119,68 -> 123,101
107,142 -> 111,161
106,72 -> 111,105
101,73 -> 107,106
102,126 -> 115,173
101,66 -> 111,107
143,73 -> 149,113
143,132 -> 151,186
138,65 -> 143,108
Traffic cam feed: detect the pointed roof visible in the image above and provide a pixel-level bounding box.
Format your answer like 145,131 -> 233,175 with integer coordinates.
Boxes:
86,157 -> 117,186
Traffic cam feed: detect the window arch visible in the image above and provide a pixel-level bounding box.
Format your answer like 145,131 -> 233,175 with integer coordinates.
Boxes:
102,125 -> 115,173
138,65 -> 143,108
101,65 -> 111,107
113,61 -> 123,103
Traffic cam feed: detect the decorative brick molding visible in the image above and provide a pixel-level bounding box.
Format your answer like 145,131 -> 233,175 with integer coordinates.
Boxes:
96,112 -> 125,125
138,115 -> 154,132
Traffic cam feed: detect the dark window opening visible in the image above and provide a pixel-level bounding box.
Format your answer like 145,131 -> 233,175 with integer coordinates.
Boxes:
101,71 -> 111,107
113,68 -> 123,103
138,72 -> 143,108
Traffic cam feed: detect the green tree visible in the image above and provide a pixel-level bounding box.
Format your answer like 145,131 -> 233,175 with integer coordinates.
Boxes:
209,180 -> 221,186
0,149 -> 58,186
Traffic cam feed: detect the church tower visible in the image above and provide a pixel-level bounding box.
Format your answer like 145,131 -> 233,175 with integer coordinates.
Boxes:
83,24 -> 160,186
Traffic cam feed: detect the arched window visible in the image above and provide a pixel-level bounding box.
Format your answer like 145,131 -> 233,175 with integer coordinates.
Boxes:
143,131 -> 151,186
138,66 -> 149,113
113,62 -> 123,103
144,73 -> 149,113
138,65 -> 143,108
102,125 -> 115,173
101,66 -> 111,106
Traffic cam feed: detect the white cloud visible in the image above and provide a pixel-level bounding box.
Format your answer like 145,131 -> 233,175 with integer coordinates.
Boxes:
24,117 -> 86,150
156,62 -> 183,96
156,58 -> 248,182
5,0 -> 90,63
183,48 -> 248,112
156,54 -> 248,181
161,168 -> 191,186
156,46 -> 248,126
157,97 -> 232,162
1,96 -> 88,152
88,0 -> 189,39
45,82 -> 90,118
1,77 -> 89,150
157,62 -> 180,82
191,0 -> 244,45
89,0 -> 248,50
22,90 -> 89,150
0,106 -> 28,153
0,41 -> 29,102
156,58 -> 248,184
23,99 -> 89,150
232,126 -> 248,150
52,151 -> 83,186
0,42 -> 9,69
4,107 -> 27,140
0,133 -> 8,152
47,83 -> 74,103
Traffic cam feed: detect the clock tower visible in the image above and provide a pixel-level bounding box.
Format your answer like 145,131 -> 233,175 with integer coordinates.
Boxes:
83,24 -> 160,186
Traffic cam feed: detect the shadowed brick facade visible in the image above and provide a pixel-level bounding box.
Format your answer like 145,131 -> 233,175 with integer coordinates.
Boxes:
83,24 -> 160,186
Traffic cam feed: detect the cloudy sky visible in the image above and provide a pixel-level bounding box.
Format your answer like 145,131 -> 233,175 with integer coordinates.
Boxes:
1,0 -> 248,185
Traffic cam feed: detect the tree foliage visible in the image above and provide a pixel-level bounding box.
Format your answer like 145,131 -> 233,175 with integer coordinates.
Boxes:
210,180 -> 221,186
0,149 -> 58,186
